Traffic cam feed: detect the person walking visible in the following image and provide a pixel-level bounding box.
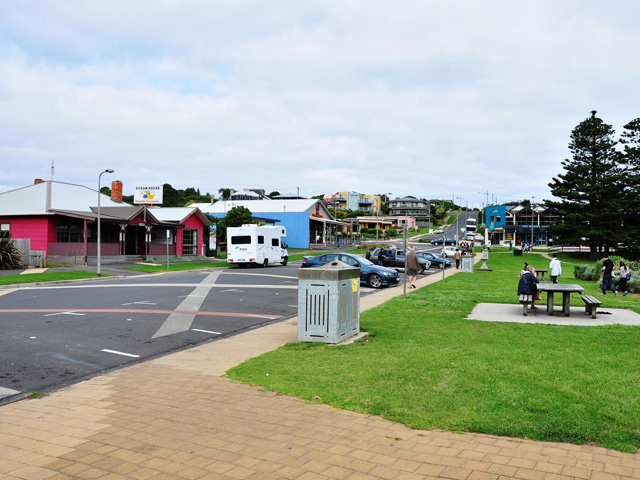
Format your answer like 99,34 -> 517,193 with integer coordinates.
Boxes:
549,254 -> 562,284
619,261 -> 631,296
601,254 -> 617,295
406,248 -> 420,289
453,248 -> 462,269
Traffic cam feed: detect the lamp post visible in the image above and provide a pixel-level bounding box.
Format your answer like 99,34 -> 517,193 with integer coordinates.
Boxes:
531,196 -> 535,248
456,196 -> 468,244
97,169 -> 114,277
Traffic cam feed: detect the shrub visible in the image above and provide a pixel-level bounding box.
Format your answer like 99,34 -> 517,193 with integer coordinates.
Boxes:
573,264 -> 599,281
0,233 -> 23,270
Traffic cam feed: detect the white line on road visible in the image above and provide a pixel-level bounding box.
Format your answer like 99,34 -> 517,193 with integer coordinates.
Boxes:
43,311 -> 85,317
220,289 -> 242,292
192,329 -> 222,335
121,301 -> 157,306
101,349 -> 140,358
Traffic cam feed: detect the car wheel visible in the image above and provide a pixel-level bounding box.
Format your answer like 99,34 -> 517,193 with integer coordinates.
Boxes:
418,265 -> 425,275
282,256 -> 288,266
367,273 -> 383,288
263,259 -> 268,268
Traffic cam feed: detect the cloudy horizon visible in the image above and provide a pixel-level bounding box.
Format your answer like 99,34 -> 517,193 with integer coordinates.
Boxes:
1,0 -> 639,209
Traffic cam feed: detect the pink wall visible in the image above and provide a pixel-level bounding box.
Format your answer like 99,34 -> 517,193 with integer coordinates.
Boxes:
0,216 -> 52,251
182,214 -> 205,255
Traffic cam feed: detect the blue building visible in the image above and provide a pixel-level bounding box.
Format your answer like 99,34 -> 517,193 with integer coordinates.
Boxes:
195,199 -> 347,249
485,204 -> 560,246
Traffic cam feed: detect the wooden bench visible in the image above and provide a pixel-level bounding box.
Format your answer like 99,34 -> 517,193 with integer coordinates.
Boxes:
581,295 -> 602,319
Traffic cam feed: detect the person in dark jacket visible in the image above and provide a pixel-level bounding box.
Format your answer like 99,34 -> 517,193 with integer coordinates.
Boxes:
601,254 -> 617,295
518,265 -> 540,309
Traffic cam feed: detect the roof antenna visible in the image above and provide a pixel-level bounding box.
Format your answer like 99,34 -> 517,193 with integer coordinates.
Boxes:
50,159 -> 55,180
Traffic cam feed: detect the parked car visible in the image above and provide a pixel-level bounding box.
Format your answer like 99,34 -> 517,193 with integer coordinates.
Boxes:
370,248 -> 430,273
441,246 -> 458,258
301,253 -> 399,288
415,251 -> 451,269
435,227 -> 444,234
431,237 -> 456,246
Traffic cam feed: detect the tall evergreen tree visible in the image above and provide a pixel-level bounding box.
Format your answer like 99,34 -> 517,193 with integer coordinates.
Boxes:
619,118 -> 640,253
547,111 -> 622,258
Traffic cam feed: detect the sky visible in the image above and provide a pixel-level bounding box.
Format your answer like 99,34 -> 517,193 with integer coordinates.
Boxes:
1,0 -> 639,210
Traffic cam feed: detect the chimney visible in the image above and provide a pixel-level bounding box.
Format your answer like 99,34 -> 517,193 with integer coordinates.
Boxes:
111,180 -> 123,203
34,179 -> 44,184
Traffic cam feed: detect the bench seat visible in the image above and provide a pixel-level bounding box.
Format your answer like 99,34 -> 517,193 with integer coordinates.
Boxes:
581,295 -> 602,319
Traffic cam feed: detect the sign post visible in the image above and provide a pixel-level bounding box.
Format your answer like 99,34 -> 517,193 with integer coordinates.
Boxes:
166,229 -> 170,272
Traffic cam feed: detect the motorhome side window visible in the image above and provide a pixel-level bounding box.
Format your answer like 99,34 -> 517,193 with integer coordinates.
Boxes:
258,235 -> 264,244
272,238 -> 279,247
231,235 -> 251,245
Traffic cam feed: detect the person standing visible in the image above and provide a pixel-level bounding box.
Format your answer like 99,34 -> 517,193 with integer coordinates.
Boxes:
601,254 -> 617,295
619,261 -> 631,296
549,254 -> 562,284
406,248 -> 420,289
453,248 -> 462,269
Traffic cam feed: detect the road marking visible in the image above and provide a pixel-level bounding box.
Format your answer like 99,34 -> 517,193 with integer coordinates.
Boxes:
220,288 -> 242,292
121,301 -> 157,306
288,305 -> 297,308
192,329 -> 222,335
153,271 -> 222,339
101,349 -> 140,358
177,294 -> 206,298
21,283 -> 297,290
0,308 -> 281,319
220,272 -> 298,280
43,311 -> 85,317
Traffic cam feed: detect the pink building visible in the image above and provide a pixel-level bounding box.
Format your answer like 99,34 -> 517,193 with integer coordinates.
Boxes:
0,180 -> 210,265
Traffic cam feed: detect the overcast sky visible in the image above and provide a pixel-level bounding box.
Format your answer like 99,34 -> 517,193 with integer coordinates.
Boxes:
1,1 -> 639,209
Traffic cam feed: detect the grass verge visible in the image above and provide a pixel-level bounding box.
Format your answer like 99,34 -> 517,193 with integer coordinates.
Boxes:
228,252 -> 640,452
0,271 -> 103,286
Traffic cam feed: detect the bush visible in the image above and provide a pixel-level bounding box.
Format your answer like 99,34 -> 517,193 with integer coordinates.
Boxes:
573,264 -> 600,281
0,233 -> 23,270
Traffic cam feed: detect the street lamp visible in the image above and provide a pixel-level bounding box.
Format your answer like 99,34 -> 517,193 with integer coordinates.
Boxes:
456,196 -> 468,244
97,169 -> 114,277
531,196 -> 535,248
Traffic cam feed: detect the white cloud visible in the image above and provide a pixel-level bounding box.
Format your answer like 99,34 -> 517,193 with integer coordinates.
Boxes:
1,1 -> 639,207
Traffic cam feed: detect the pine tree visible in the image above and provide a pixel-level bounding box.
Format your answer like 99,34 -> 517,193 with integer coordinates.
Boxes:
547,111 -> 622,258
619,118 -> 640,253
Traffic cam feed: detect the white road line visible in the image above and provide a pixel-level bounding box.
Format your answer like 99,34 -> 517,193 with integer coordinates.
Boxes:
152,271 -> 222,339
192,329 -> 222,335
220,288 -> 242,292
101,349 -> 140,358
288,305 -> 297,308
121,301 -> 157,306
43,311 -> 85,317
177,295 -> 206,298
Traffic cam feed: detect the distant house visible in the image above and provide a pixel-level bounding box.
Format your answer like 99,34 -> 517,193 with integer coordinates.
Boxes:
388,197 -> 429,217
323,191 -> 381,214
485,204 -> 560,246
0,180 -> 210,265
229,188 -> 270,201
196,199 -> 350,248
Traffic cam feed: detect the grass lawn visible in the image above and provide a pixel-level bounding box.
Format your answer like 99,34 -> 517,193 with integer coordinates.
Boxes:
0,271 -> 104,286
228,251 -> 640,452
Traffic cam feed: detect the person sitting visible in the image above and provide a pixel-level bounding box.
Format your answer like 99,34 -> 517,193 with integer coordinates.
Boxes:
518,265 -> 540,310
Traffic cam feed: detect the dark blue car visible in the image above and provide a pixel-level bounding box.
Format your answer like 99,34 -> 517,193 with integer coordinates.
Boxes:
301,253 -> 400,288
415,251 -> 451,269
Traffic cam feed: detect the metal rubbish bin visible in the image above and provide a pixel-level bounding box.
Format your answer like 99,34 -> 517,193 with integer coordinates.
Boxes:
462,257 -> 473,273
298,260 -> 360,344
513,249 -> 523,256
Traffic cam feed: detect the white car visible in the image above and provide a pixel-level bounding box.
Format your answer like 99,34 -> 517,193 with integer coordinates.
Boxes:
442,246 -> 457,258
436,228 -> 444,234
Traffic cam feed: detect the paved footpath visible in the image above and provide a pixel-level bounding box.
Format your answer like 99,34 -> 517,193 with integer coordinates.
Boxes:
1,260 -> 639,480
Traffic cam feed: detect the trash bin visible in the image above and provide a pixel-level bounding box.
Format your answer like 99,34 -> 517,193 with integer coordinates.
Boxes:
298,260 -> 360,344
462,257 -> 473,273
514,249 -> 523,256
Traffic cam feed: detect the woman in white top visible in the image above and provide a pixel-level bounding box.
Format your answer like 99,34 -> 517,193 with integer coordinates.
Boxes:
619,261 -> 630,296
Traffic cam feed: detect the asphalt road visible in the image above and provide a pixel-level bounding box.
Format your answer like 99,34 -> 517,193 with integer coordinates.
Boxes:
0,260 -> 431,400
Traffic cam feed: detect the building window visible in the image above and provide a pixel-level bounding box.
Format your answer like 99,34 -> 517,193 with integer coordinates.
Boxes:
0,223 -> 9,234
56,224 -> 83,243
182,229 -> 198,255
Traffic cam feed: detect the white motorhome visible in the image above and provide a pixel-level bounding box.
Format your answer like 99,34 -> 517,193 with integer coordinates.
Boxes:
465,218 -> 477,240
227,224 -> 288,267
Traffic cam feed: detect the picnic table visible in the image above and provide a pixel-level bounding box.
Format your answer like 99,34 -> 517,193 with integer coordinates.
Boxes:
534,269 -> 549,281
536,283 -> 584,317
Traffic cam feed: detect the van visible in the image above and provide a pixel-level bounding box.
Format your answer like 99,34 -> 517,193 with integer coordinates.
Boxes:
227,224 -> 288,267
